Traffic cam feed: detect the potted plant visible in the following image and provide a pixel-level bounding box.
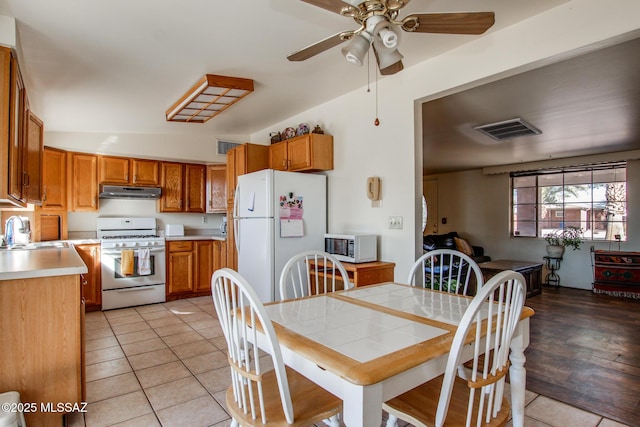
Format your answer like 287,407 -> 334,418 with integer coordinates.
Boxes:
544,226 -> 584,257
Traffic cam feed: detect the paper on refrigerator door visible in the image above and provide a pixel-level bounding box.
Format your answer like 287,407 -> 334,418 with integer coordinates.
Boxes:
280,219 -> 304,237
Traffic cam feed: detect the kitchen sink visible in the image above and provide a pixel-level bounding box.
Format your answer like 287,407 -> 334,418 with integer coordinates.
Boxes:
0,241 -> 70,251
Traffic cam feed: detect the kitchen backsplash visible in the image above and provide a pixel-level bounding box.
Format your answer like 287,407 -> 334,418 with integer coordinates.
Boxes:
67,199 -> 225,237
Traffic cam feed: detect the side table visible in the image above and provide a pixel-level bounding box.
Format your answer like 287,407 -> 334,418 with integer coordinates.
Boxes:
307,259 -> 395,289
543,256 -> 562,287
478,260 -> 543,298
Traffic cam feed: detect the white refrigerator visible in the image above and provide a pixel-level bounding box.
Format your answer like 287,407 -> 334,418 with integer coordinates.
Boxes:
234,169 -> 327,302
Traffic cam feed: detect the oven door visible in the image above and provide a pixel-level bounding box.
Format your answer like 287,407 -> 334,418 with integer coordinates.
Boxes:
101,246 -> 166,290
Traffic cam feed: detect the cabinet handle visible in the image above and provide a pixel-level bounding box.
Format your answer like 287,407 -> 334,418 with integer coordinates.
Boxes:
43,185 -> 47,201
23,171 -> 29,187
80,274 -> 88,285
287,160 -> 291,168
125,173 -> 129,181
282,159 -> 286,168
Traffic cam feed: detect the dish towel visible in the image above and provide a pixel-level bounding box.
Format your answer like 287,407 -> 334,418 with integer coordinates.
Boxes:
121,250 -> 134,276
138,248 -> 151,276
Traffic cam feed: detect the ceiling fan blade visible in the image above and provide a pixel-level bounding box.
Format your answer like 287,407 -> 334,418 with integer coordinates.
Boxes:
379,60 -> 404,75
287,33 -> 347,61
299,0 -> 355,15
404,12 -> 495,35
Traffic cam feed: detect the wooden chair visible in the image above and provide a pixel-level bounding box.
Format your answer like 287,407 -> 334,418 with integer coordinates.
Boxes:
383,270 -> 526,427
211,268 -> 342,426
407,249 -> 484,296
279,250 -> 352,301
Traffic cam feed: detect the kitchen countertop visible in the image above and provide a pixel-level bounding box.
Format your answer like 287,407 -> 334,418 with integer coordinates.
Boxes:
0,245 -> 88,281
164,233 -> 226,241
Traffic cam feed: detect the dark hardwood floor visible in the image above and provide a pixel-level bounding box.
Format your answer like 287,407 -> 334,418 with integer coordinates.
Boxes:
524,286 -> 640,426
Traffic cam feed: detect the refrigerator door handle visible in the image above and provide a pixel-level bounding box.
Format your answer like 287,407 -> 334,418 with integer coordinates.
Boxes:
234,217 -> 240,252
233,184 -> 240,218
233,184 -> 240,251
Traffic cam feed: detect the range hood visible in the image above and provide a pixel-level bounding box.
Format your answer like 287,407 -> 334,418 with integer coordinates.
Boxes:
99,185 -> 162,199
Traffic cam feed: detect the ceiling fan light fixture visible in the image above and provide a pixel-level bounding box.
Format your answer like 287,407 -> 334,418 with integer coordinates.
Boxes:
341,33 -> 371,66
166,74 -> 254,123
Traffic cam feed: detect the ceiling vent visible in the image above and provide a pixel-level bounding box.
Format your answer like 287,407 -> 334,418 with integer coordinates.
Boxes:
474,118 -> 542,141
217,140 -> 241,155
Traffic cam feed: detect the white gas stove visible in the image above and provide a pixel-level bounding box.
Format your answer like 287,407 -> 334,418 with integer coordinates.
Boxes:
96,217 -> 166,310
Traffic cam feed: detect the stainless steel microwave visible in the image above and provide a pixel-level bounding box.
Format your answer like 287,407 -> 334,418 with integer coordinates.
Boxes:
324,233 -> 377,263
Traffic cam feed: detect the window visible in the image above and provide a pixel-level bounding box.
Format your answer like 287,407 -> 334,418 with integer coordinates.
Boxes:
511,162 -> 627,241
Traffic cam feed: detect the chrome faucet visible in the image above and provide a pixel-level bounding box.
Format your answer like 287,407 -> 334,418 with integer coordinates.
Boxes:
4,216 -> 29,247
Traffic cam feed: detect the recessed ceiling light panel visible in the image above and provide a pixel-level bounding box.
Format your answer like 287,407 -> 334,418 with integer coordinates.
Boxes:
166,74 -> 254,123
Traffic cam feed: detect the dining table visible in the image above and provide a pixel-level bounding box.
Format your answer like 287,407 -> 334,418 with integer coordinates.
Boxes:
257,282 -> 534,427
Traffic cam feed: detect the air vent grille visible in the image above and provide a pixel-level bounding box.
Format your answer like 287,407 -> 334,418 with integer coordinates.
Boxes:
474,118 -> 542,141
217,140 -> 241,155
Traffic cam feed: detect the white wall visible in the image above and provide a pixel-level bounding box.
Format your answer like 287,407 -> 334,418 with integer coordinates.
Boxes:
427,159 -> 640,290
37,0 -> 640,283
250,0 -> 640,282
66,199 -> 225,238
45,131 -> 247,164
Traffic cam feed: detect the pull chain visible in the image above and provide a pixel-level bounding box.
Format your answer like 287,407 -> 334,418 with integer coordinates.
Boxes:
366,51 -> 379,126
374,67 -> 380,126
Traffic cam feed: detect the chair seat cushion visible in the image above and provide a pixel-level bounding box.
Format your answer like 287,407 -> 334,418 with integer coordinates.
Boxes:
383,374 -> 510,427
226,366 -> 342,426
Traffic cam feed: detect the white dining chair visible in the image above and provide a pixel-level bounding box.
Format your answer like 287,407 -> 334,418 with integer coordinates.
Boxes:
279,250 -> 352,301
407,249 -> 484,296
383,269 -> 526,427
211,268 -> 342,426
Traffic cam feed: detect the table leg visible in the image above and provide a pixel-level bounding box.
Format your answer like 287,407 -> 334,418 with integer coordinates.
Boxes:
509,319 -> 530,427
341,382 -> 383,427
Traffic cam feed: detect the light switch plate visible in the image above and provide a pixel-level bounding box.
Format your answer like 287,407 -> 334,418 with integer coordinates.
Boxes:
388,216 -> 403,229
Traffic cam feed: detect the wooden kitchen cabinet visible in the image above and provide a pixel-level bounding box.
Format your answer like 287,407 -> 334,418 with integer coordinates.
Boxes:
225,143 -> 269,206
131,158 -> 160,186
167,239 -> 217,299
22,111 -> 43,203
99,155 -> 159,186
167,240 -> 195,296
0,274 -> 84,427
206,164 -> 226,213
185,163 -> 206,213
225,143 -> 269,269
159,162 -> 206,213
213,239 -> 227,271
33,210 -> 67,241
41,146 -> 67,210
75,243 -> 102,311
269,133 -> 333,172
68,152 -> 99,211
0,46 -> 42,207
99,155 -> 129,184
195,240 -> 214,293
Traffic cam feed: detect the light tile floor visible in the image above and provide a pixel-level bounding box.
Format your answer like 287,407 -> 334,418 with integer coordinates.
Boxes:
65,296 -> 630,427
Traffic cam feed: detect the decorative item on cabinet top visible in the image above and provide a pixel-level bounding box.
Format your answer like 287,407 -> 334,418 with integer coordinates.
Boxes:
273,123 -> 317,143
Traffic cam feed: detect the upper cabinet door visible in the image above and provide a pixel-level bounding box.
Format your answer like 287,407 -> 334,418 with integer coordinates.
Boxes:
159,162 -> 184,212
184,163 -> 206,213
69,152 -> 99,211
8,55 -> 26,203
42,147 -> 67,210
23,111 -> 43,204
99,156 -> 129,184
131,159 -> 159,186
206,164 -> 226,213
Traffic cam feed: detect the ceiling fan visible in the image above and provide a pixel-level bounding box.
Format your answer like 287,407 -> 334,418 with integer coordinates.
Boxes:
288,0 -> 495,75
